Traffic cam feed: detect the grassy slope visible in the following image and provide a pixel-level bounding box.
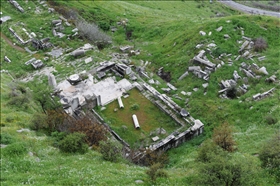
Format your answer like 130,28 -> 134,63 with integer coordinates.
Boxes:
1,0 -> 280,185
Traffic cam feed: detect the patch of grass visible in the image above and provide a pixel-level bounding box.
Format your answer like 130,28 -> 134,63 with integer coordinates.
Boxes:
98,88 -> 179,146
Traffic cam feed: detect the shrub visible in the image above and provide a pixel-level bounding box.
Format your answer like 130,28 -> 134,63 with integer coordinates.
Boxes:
212,123 -> 236,152
259,133 -> 280,182
30,113 -> 48,131
7,95 -> 30,108
5,116 -> 14,123
140,149 -> 169,166
58,132 -> 88,154
51,131 -> 67,147
130,103 -> 140,111
68,116 -> 108,146
265,115 -> 278,125
196,139 -> 226,163
146,163 -> 168,182
0,133 -> 15,144
195,154 -> 259,186
2,142 -> 27,157
98,21 -> 110,31
254,37 -> 268,52
99,139 -> 122,162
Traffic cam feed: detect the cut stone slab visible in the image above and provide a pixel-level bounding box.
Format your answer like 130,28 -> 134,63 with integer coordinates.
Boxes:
196,44 -> 203,49
224,34 -> 230,39
181,91 -> 187,96
148,79 -> 155,84
258,67 -> 269,75
0,144 -> 7,148
199,31 -> 206,36
135,180 -> 144,184
216,26 -> 223,32
152,136 -> 159,142
193,88 -> 199,92
207,43 -> 216,48
186,92 -> 192,96
258,56 -> 266,61
85,57 -> 93,64
202,83 -> 209,88
17,128 -> 30,133
123,94 -> 129,98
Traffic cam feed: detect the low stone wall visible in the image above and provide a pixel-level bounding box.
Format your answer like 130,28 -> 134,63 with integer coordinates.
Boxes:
149,119 -> 204,152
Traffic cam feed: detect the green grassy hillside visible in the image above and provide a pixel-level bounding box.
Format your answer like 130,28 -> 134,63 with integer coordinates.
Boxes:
1,0 -> 279,185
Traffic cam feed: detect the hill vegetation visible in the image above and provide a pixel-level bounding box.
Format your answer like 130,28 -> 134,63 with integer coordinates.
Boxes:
1,0 -> 279,185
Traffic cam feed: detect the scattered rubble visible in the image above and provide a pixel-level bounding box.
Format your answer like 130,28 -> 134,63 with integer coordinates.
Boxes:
266,75 -> 277,83
31,38 -> 53,50
9,0 -> 24,13
252,87 -> 275,101
216,26 -> 223,32
0,16 -> 11,24
4,56 -> 11,63
199,31 -> 206,36
31,60 -> 44,69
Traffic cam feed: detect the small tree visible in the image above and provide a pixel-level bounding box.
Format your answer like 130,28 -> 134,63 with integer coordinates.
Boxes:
69,117 -> 108,146
58,132 -> 88,154
259,133 -> 280,182
212,123 -> 236,152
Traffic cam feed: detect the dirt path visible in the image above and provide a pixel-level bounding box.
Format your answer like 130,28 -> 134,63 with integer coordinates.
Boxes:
0,32 -> 25,52
219,0 -> 280,18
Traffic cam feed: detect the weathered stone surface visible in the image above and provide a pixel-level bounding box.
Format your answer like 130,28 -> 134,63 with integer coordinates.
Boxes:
85,57 -> 93,64
258,66 -> 269,75
216,26 -> 223,32
17,128 -> 30,133
266,75 -> 277,83
199,31 -> 206,36
135,180 -> 144,184
224,34 -> 230,39
202,83 -> 209,88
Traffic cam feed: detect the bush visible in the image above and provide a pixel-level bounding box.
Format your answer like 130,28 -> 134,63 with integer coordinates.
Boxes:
7,94 -> 30,108
58,132 -> 88,154
67,116 -> 108,146
140,149 -> 169,166
0,133 -> 15,144
254,37 -> 268,52
2,142 -> 27,157
146,163 -> 168,182
212,123 -> 236,152
195,154 -> 259,186
98,21 -> 110,31
265,115 -> 278,125
30,113 -> 48,131
259,133 -> 280,182
99,139 -> 122,162
5,116 -> 14,123
130,103 -> 140,111
196,139 -> 226,163
51,131 -> 67,148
